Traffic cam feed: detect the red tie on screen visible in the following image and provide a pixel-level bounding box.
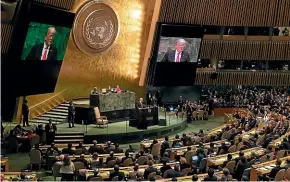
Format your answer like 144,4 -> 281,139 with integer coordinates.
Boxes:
41,48 -> 48,61
176,52 -> 181,62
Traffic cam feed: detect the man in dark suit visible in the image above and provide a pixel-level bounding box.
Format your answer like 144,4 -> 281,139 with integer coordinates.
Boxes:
109,165 -> 124,181
106,151 -> 117,164
269,159 -> 283,179
22,99 -> 29,127
45,119 -> 57,144
88,140 -> 104,154
68,101 -> 75,128
143,160 -> 158,180
136,98 -> 147,129
161,39 -> 190,62
113,143 -> 124,153
26,27 -> 58,61
234,157 -> 250,181
165,164 -> 184,178
160,161 -> 172,176
203,168 -> 218,181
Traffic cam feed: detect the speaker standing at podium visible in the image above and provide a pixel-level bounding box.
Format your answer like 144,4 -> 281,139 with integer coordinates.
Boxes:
137,98 -> 147,130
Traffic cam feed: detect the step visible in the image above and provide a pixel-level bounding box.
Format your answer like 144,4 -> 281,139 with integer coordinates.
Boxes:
56,106 -> 69,110
54,139 -> 83,143
55,135 -> 84,139
35,117 -> 65,122
51,108 -> 68,113
56,132 -> 84,136
60,103 -> 70,107
42,114 -> 67,119
46,111 -> 68,116
29,119 -> 61,125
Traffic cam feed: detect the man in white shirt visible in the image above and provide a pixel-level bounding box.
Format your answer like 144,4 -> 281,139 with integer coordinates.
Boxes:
26,27 -> 58,61
161,39 -> 191,62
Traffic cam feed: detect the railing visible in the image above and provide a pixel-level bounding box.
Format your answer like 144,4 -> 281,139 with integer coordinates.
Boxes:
29,89 -> 70,119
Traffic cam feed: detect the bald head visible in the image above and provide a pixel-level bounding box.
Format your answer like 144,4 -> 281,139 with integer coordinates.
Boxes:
175,39 -> 187,53
45,27 -> 56,46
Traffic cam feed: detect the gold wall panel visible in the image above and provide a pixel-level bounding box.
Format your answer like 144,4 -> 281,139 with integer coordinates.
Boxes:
33,0 -> 75,10
200,40 -> 290,60
159,0 -> 290,26
195,72 -> 290,86
25,0 -> 156,107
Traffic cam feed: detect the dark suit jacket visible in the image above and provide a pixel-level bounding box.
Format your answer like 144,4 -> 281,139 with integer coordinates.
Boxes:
160,165 -> 172,176
203,175 -> 218,181
108,171 -> 124,181
26,43 -> 58,61
235,162 -> 250,180
144,166 -> 158,179
113,148 -> 124,153
45,124 -> 57,135
136,101 -> 146,108
269,166 -> 282,178
166,170 -> 184,178
88,145 -> 104,154
161,50 -> 190,62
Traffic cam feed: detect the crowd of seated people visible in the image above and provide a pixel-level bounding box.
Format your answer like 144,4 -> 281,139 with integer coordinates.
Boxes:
3,86 -> 290,181
201,86 -> 289,110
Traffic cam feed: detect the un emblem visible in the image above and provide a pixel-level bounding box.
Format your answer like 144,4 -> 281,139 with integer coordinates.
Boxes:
73,2 -> 119,55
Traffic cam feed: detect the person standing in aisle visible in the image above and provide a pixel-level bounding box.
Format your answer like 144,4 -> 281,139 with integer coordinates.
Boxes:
22,99 -> 29,127
68,101 -> 75,128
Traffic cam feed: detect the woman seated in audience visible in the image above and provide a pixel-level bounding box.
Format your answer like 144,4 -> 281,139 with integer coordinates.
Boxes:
149,139 -> 158,151
180,157 -> 190,171
219,168 -> 233,181
128,164 -> 139,179
59,156 -> 75,181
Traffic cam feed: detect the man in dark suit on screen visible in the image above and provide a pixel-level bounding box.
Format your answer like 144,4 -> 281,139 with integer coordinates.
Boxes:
26,27 -> 58,61
161,39 -> 191,62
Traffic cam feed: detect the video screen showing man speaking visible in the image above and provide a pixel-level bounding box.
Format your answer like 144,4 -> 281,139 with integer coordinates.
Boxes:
157,37 -> 202,63
21,22 -> 71,61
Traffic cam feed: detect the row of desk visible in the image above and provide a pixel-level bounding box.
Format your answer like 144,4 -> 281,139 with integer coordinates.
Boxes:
1,172 -> 37,181
140,123 -> 229,149
250,155 -> 290,181
83,162 -> 179,180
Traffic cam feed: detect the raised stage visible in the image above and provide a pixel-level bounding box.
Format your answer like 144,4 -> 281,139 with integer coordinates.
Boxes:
55,111 -> 187,144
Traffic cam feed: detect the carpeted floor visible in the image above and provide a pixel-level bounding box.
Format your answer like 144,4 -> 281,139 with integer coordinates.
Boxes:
2,116 -> 224,174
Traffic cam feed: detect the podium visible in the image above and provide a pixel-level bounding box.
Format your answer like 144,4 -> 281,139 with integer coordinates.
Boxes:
129,106 -> 158,129
89,94 -> 100,107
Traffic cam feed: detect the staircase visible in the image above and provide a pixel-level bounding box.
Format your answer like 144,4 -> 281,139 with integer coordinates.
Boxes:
54,132 -> 84,144
30,102 -> 69,125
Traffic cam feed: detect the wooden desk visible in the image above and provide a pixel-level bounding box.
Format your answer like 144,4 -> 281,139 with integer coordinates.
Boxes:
2,172 -> 37,181
156,171 -> 223,182
207,147 -> 267,167
269,131 -> 290,151
205,124 -> 227,136
250,155 -> 290,181
169,140 -> 228,159
234,128 -> 258,144
55,152 -> 135,162
1,157 -> 9,172
84,162 -> 179,179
